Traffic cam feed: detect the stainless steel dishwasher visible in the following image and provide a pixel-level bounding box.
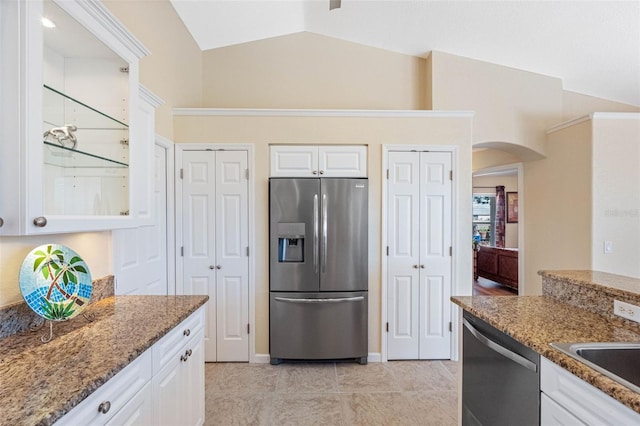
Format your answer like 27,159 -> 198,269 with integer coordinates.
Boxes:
462,311 -> 540,425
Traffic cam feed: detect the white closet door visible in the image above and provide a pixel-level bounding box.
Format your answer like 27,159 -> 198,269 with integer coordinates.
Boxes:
387,151 -> 420,360
181,151 -> 217,361
215,151 -> 249,362
418,152 -> 452,359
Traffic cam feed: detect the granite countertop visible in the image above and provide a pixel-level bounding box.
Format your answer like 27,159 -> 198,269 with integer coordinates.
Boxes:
452,272 -> 640,414
0,294 -> 209,426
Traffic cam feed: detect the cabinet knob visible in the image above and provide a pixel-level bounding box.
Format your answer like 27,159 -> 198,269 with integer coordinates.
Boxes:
319,170 -> 324,175
183,328 -> 191,337
0,217 -> 3,228
216,265 -> 222,269
312,170 -> 318,175
98,401 -> 111,414
180,353 -> 188,362
420,265 -> 425,269
33,216 -> 47,227
187,349 -> 193,357
209,265 -> 215,270
413,265 -> 419,269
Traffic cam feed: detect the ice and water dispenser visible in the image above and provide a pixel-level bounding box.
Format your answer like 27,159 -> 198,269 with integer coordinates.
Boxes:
277,223 -> 305,263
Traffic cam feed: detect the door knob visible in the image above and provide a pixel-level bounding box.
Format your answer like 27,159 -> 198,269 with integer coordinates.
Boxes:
216,265 -> 222,269
413,265 -> 419,269
420,265 -> 425,269
209,265 -> 215,270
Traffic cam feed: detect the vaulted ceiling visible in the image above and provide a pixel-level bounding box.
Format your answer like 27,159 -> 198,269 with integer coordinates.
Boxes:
170,0 -> 640,106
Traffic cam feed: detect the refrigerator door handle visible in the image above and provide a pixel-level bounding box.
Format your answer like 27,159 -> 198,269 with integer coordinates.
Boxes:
322,192 -> 327,273
274,296 -> 365,304
314,193 -> 319,274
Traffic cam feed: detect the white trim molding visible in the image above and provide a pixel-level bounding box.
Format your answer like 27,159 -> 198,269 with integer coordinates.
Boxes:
173,108 -> 475,119
547,112 -> 640,134
140,85 -> 165,108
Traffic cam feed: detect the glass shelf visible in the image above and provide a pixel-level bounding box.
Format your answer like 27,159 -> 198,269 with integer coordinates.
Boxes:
43,85 -> 128,129
43,85 -> 129,168
44,141 -> 128,168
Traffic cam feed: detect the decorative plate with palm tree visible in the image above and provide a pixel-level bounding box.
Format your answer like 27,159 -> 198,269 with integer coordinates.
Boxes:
19,244 -> 92,321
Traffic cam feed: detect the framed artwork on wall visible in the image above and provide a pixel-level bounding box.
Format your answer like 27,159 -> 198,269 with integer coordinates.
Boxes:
507,192 -> 518,223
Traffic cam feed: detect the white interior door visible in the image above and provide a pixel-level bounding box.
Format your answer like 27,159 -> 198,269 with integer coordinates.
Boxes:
182,151 -> 217,361
215,151 -> 249,362
181,150 -> 249,362
418,152 -> 452,359
113,143 -> 169,296
387,151 -> 452,360
387,152 -> 420,359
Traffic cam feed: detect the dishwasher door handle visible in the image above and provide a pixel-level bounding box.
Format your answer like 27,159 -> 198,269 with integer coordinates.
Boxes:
463,318 -> 538,373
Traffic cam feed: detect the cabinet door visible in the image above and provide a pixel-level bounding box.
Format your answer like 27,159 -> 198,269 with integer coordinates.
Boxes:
152,353 -> 184,426
0,0 -> 152,235
270,145 -> 318,177
387,151 -> 420,359
184,330 -> 205,426
318,146 -> 367,177
541,393 -> 585,426
105,382 -> 153,426
418,152 -> 452,359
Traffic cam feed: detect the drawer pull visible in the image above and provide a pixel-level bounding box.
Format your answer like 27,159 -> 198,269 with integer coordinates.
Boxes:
186,349 -> 192,357
183,328 -> 191,337
98,401 -> 111,414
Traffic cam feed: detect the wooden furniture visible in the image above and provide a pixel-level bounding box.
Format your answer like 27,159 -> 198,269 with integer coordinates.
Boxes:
476,246 -> 518,290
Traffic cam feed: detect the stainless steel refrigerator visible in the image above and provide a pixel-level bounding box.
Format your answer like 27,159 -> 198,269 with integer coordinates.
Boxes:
269,178 -> 368,365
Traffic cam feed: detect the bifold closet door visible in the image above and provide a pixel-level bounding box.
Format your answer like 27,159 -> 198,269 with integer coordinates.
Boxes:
181,150 -> 249,362
387,151 -> 452,360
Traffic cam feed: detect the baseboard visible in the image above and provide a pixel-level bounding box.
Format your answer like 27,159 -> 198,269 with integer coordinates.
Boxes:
367,352 -> 381,362
253,353 -> 382,364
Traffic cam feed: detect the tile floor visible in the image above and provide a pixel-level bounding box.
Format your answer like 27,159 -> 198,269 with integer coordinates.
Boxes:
205,360 -> 459,425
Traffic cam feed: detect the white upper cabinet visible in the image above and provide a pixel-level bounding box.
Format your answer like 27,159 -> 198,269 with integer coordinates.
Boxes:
0,0 -> 156,235
270,145 -> 367,177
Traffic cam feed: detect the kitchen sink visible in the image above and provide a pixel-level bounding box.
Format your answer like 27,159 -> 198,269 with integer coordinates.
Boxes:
550,342 -> 640,393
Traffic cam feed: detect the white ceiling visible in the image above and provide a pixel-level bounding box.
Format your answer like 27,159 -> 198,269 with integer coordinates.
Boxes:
170,0 -> 640,106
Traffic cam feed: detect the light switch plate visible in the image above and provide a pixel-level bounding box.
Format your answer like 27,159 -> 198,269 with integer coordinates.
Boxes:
614,300 -> 640,323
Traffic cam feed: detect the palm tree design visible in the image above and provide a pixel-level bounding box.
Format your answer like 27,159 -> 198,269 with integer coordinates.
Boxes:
32,245 -> 87,307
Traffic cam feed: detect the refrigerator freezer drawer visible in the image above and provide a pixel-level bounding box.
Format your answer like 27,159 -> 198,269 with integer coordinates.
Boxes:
269,291 -> 368,363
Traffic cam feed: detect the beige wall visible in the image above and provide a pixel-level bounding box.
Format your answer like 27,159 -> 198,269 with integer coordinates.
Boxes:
472,148 -> 521,170
201,32 -> 426,110
0,233 -> 111,306
431,51 -> 563,159
563,91 -> 640,121
173,113 -> 473,356
523,120 -> 593,294
104,0 -> 203,139
472,174 -> 519,248
591,114 -> 640,278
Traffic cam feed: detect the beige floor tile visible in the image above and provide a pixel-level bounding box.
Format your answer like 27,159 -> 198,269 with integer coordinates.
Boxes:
386,361 -> 456,392
204,392 -> 272,426
342,392 -> 419,425
439,360 -> 460,379
270,393 -> 344,426
404,390 -> 458,425
336,363 -> 401,393
207,363 -> 279,394
275,363 -> 339,393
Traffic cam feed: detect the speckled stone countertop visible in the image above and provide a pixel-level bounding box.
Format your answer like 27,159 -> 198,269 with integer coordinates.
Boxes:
452,270 -> 640,414
0,294 -> 208,426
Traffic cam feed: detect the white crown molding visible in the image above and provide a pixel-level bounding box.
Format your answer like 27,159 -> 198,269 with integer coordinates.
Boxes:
547,112 -> 640,134
139,85 -> 165,108
173,108 -> 475,119
75,0 -> 150,58
546,115 -> 591,134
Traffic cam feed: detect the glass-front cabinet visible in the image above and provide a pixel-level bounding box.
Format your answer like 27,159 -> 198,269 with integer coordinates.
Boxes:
0,0 -> 156,235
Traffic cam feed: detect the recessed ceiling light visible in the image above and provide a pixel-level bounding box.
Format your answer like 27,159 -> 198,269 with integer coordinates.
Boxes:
41,17 -> 56,28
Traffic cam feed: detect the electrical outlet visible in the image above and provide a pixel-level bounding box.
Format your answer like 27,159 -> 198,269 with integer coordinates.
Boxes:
614,300 -> 640,323
604,240 -> 613,254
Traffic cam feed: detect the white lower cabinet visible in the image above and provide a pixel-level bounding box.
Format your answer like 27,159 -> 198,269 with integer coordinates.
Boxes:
541,357 -> 640,425
58,307 -> 205,425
